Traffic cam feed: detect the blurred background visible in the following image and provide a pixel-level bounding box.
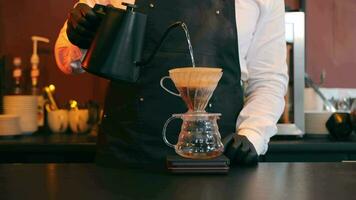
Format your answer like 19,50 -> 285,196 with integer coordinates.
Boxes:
0,0 -> 355,109
0,0 -> 108,107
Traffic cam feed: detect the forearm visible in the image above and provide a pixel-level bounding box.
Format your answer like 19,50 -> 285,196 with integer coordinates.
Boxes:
54,0 -> 95,74
237,74 -> 287,155
54,0 -> 136,74
54,21 -> 87,74
235,0 -> 288,155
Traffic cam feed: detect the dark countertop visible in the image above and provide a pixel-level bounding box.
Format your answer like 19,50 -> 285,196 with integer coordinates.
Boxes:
0,163 -> 356,200
269,134 -> 356,153
1,133 -> 356,153
1,133 -> 356,163
0,133 -> 96,152
0,133 -> 97,163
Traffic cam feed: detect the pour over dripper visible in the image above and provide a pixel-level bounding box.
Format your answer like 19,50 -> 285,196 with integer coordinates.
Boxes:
160,67 -> 222,112
161,67 -> 224,159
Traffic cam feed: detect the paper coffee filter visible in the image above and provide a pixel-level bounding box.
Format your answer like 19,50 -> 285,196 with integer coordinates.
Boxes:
170,67 -> 222,73
169,67 -> 222,88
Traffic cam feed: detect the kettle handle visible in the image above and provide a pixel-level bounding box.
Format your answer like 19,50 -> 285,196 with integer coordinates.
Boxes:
122,2 -> 137,11
93,4 -> 107,18
162,115 -> 181,148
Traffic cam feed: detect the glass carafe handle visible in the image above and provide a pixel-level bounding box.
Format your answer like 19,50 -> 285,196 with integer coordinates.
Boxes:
160,76 -> 180,97
162,115 -> 181,148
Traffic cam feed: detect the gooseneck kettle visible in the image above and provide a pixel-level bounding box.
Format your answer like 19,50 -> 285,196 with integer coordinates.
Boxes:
82,3 -> 146,82
82,3 -> 190,83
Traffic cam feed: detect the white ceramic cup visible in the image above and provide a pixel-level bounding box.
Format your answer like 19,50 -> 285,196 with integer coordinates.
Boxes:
47,109 -> 69,133
305,111 -> 333,134
304,88 -> 324,111
0,114 -> 21,136
3,95 -> 38,134
68,109 -> 90,134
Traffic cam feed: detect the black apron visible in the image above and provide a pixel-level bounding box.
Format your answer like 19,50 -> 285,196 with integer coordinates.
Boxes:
96,0 -> 244,168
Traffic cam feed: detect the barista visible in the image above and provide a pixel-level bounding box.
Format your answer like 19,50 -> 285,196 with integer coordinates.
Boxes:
55,0 -> 288,167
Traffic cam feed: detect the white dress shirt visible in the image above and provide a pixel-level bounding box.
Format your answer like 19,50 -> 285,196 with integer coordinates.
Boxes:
54,0 -> 288,155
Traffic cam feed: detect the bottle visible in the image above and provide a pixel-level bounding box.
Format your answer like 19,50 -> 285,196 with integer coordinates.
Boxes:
30,36 -> 50,130
31,67 -> 45,129
0,56 -> 5,113
12,57 -> 23,95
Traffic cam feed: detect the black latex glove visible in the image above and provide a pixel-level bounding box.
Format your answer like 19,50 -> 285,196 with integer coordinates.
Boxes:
66,3 -> 101,49
223,134 -> 259,166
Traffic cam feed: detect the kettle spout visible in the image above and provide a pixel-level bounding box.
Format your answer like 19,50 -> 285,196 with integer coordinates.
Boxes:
136,21 -> 195,67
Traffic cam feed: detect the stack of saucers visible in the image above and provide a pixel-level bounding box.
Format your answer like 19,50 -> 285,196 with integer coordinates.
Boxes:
3,95 -> 38,134
0,114 -> 21,136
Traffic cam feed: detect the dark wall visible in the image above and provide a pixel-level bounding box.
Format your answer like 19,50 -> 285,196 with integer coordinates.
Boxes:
0,0 -> 354,108
285,0 -> 300,10
306,0 -> 356,88
0,0 -> 108,107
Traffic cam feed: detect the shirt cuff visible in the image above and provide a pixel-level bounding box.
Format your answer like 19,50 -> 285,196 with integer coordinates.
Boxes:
238,129 -> 268,155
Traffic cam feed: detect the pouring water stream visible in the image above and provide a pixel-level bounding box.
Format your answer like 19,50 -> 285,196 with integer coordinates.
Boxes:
180,23 -> 195,67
